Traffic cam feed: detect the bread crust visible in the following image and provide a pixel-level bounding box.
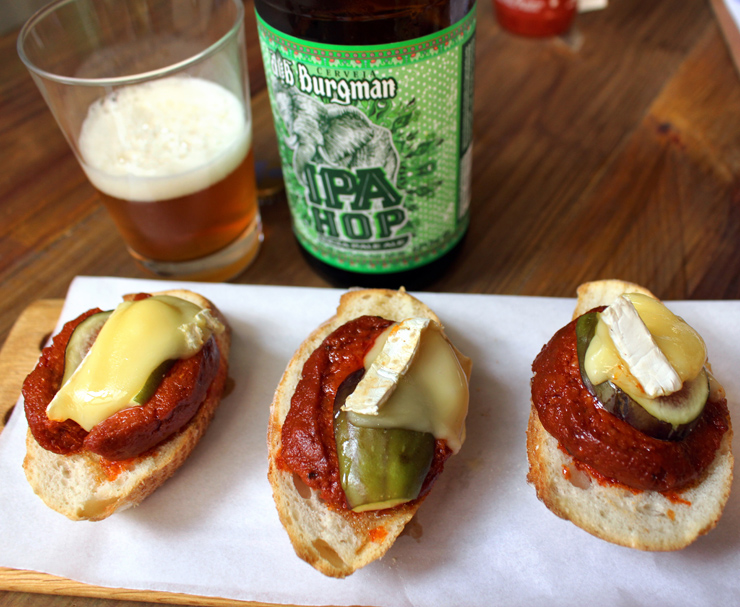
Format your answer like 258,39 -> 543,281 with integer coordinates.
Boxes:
527,279 -> 734,549
268,288 -> 470,577
22,289 -> 231,521
527,402 -> 733,550
572,279 -> 655,319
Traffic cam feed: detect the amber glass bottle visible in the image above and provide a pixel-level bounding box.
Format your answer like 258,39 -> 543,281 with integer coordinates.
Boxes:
255,0 -> 476,289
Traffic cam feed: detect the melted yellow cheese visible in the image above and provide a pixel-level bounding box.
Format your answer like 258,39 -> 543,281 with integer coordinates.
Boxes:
46,295 -> 222,431
584,293 -> 707,400
343,319 -> 471,453
629,294 -> 706,381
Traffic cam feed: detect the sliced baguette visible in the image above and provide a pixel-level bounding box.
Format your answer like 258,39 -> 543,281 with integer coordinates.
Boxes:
571,279 -> 656,319
23,289 -> 230,521
527,279 -> 733,550
268,288 -> 470,577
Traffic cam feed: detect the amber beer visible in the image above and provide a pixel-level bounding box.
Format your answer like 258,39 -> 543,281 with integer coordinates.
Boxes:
78,75 -> 259,273
93,150 -> 258,263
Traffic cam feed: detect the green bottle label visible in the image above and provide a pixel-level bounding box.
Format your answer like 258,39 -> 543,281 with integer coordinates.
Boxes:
256,7 -> 476,273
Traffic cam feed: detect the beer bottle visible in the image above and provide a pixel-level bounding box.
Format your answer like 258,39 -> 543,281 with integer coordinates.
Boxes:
255,0 -> 476,289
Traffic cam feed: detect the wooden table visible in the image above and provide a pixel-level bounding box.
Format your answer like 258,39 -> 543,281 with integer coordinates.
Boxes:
1,0 -> 740,605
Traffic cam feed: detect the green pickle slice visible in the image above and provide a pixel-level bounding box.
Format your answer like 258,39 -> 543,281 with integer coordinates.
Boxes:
62,310 -> 113,386
334,370 -> 435,512
62,308 -> 174,406
132,359 -> 176,404
575,311 -> 708,441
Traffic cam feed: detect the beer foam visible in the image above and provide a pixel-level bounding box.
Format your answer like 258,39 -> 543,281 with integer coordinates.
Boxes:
78,76 -> 251,202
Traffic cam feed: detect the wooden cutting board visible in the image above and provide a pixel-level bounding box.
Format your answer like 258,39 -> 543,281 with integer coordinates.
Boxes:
0,300 -> 62,434
0,300 -> 298,607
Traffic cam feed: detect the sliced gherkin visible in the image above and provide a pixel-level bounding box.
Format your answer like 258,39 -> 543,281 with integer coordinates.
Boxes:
333,370 -> 435,512
132,359 -> 176,404
575,312 -> 707,441
62,309 -> 174,406
61,310 -> 113,386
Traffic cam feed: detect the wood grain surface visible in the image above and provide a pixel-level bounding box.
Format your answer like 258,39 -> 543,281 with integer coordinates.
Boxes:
0,568 -> 284,607
0,300 -> 60,433
2,0 -> 740,605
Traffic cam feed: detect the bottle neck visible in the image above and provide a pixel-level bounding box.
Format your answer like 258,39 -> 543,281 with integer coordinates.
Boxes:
254,0 -> 476,45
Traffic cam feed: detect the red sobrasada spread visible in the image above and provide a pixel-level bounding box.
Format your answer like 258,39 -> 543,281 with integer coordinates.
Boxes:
278,315 -> 451,510
23,294 -> 221,461
531,317 -> 729,492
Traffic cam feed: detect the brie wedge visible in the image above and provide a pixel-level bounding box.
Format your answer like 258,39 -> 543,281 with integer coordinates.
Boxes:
600,294 -> 682,398
342,317 -> 470,453
584,293 -> 708,403
47,295 -> 222,431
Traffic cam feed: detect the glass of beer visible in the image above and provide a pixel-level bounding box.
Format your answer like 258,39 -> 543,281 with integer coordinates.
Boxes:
17,0 -> 261,281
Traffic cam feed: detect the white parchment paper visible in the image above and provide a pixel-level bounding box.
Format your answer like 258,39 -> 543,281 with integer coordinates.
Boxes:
1,276 -> 739,606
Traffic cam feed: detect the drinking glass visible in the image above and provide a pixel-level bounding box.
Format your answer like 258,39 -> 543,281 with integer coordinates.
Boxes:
18,0 -> 262,281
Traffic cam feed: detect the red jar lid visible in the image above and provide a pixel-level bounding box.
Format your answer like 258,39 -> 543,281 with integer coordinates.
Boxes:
494,0 -> 577,37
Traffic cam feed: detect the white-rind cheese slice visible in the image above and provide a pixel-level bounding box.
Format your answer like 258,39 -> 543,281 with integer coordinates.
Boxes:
341,317 -> 470,453
600,294 -> 682,398
46,295 -> 222,431
342,317 -> 429,416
